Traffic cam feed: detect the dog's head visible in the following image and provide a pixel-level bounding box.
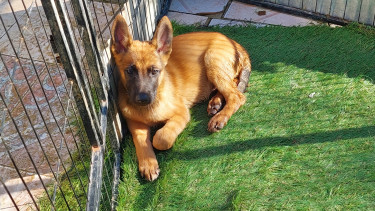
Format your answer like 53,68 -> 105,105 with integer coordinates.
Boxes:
111,15 -> 173,106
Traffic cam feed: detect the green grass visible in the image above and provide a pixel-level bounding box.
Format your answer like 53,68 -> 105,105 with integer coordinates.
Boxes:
117,23 -> 375,210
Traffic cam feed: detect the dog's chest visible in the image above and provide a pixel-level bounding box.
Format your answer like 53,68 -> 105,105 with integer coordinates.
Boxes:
119,98 -> 177,126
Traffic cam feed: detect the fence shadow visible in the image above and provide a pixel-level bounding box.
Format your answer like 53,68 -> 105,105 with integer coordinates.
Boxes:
176,125 -> 375,160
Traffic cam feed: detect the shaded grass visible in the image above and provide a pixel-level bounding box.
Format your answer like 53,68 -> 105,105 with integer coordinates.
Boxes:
117,23 -> 375,210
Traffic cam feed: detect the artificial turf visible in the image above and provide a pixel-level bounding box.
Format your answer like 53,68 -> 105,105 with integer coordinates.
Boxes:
117,23 -> 375,210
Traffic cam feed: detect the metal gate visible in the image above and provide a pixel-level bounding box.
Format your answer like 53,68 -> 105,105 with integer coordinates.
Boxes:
0,0 -> 170,210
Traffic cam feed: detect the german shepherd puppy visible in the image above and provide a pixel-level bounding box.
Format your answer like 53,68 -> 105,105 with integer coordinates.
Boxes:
111,15 -> 251,181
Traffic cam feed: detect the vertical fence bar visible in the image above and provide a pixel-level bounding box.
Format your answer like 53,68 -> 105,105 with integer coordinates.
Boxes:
70,0 -> 119,210
70,0 -> 107,102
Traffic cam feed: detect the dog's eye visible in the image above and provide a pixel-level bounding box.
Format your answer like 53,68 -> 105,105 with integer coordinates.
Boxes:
126,65 -> 136,75
151,68 -> 160,76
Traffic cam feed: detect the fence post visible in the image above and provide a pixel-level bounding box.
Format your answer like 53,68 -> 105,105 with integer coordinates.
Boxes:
69,0 -> 107,103
41,0 -> 102,146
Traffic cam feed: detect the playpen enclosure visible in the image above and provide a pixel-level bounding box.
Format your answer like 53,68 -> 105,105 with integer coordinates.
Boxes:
0,0 -> 373,210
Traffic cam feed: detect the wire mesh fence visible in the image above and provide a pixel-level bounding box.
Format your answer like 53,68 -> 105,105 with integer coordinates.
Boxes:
0,0 -> 169,210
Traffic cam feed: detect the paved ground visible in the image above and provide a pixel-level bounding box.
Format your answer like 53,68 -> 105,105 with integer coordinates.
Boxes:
168,0 -> 318,27
0,0 -> 76,209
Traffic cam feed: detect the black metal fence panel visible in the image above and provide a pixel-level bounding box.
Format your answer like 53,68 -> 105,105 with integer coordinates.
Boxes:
0,0 -> 169,210
240,0 -> 375,26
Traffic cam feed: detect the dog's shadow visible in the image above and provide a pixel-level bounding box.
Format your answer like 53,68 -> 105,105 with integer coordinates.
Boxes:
148,101 -> 212,142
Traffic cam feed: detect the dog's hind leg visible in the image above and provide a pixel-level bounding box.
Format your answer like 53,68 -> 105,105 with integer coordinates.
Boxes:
207,67 -> 250,117
207,83 -> 245,132
205,52 -> 248,132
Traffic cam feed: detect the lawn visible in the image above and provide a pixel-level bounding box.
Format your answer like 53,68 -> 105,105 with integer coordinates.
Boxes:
117,23 -> 375,210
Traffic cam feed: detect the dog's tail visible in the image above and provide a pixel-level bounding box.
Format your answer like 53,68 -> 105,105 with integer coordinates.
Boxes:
237,67 -> 251,93
236,51 -> 251,93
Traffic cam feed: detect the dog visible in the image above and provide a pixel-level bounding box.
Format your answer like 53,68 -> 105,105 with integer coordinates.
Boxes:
111,15 -> 251,181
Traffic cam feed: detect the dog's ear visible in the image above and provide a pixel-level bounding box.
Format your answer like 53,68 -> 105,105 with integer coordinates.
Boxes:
152,16 -> 173,56
112,14 -> 132,53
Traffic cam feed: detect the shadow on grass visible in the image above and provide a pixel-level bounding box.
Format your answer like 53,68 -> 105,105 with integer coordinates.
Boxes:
175,125 -> 375,160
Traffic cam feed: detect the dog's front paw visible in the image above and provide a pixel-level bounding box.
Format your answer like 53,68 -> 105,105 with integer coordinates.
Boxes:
139,157 -> 160,181
153,128 -> 176,150
208,113 -> 229,132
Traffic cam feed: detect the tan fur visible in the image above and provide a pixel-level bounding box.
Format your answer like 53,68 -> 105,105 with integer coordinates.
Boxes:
111,15 -> 251,181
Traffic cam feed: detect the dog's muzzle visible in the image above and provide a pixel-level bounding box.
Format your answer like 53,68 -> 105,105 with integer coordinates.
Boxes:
136,92 -> 151,105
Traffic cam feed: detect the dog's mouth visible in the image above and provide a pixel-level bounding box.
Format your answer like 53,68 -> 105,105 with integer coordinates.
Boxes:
135,101 -> 152,106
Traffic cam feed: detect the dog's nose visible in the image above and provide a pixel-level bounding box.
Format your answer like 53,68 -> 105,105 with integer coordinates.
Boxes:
136,92 -> 151,105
